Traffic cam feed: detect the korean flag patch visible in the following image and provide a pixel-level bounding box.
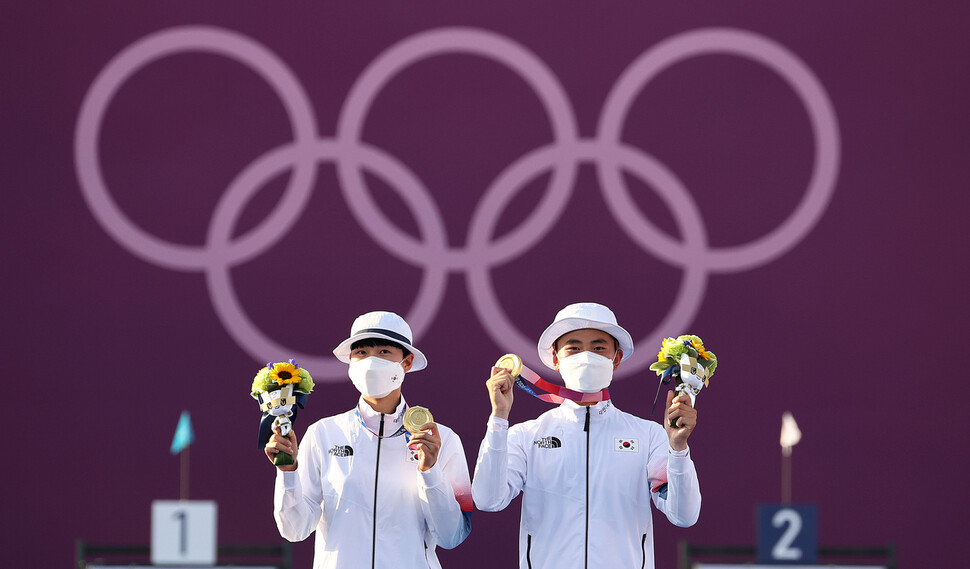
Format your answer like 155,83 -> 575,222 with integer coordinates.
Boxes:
407,448 -> 420,463
615,438 -> 638,452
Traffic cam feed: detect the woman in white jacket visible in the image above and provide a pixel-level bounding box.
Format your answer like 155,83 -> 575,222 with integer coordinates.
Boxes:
265,311 -> 473,569
472,302 -> 701,569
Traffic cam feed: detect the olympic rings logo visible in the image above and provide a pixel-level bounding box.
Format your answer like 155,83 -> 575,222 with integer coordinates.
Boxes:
75,26 -> 840,382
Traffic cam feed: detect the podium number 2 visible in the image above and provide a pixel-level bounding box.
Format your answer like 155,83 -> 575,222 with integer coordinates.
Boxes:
771,508 -> 803,560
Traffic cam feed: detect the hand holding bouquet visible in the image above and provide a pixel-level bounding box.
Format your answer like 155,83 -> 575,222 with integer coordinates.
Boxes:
251,360 -> 314,466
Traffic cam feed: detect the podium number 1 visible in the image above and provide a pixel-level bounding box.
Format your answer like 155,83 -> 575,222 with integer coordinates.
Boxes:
173,509 -> 187,555
151,500 -> 217,565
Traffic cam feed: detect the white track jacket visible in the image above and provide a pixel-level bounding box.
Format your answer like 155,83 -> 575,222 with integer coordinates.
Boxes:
472,399 -> 700,569
275,397 -> 473,569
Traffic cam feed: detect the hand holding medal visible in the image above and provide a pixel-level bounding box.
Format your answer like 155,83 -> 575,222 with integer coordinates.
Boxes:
404,406 -> 440,471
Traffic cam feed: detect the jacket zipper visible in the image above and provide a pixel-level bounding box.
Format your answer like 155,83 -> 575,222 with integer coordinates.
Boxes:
372,413 -> 384,569
527,534 -> 533,569
584,406 -> 591,569
640,533 -> 647,569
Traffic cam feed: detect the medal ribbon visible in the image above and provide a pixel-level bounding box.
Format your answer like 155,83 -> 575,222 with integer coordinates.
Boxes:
512,364 -> 610,404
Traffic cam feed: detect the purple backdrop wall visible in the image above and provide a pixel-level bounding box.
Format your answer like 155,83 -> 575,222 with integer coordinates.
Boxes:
4,2 -> 968,568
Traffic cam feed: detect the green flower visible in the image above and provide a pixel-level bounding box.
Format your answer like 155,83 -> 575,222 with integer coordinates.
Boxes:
296,367 -> 315,394
251,367 -> 273,398
651,334 -> 718,381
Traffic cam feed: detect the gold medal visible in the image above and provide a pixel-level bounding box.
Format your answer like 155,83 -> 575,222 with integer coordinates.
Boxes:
495,353 -> 524,379
403,406 -> 434,434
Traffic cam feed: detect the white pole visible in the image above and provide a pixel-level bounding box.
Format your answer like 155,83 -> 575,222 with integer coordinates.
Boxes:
782,446 -> 791,504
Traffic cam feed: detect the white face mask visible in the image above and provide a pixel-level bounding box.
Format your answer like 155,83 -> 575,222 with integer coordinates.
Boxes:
348,357 -> 406,399
558,351 -> 615,393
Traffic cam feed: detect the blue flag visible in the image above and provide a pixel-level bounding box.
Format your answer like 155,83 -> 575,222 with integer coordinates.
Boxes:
170,410 -> 195,454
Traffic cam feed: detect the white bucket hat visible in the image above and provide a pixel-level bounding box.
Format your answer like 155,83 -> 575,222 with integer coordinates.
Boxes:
332,311 -> 428,371
537,302 -> 634,369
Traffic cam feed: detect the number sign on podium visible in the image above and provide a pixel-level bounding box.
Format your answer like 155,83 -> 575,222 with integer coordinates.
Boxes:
757,504 -> 818,564
151,500 -> 217,566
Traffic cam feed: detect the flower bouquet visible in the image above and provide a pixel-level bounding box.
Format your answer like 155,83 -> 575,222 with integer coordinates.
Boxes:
251,360 -> 314,466
649,335 -> 717,425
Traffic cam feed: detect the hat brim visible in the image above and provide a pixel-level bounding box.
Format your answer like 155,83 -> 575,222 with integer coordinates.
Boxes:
537,318 -> 634,369
333,332 -> 427,371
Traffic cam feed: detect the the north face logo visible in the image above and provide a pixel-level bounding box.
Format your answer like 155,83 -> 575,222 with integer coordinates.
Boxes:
533,436 -> 562,449
328,444 -> 354,457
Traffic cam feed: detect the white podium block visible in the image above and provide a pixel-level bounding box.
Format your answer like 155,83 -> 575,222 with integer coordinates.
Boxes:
151,500 -> 217,566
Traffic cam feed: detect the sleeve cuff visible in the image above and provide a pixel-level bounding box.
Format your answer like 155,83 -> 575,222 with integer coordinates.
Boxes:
487,416 -> 509,430
418,463 -> 446,489
279,468 -> 301,490
667,445 -> 691,473
485,417 -> 509,451
668,445 -> 690,457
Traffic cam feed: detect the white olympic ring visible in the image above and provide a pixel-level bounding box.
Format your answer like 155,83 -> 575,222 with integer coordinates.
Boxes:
76,26 -> 320,270
74,25 -> 840,381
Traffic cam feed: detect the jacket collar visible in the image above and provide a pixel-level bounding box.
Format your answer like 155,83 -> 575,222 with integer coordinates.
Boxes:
558,398 -> 614,422
356,395 -> 407,432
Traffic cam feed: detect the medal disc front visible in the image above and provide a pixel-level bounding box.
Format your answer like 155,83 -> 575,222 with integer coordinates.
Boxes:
495,353 -> 524,378
404,406 -> 434,434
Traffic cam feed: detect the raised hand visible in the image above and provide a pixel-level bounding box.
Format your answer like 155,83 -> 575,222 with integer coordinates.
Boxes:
486,366 -> 515,420
664,390 -> 696,451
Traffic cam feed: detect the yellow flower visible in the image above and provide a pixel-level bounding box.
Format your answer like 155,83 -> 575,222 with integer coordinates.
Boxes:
656,349 -> 665,362
696,344 -> 711,360
270,362 -> 302,385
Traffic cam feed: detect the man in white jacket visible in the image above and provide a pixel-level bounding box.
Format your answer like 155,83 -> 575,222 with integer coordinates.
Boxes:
472,302 -> 701,569
265,311 -> 473,569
